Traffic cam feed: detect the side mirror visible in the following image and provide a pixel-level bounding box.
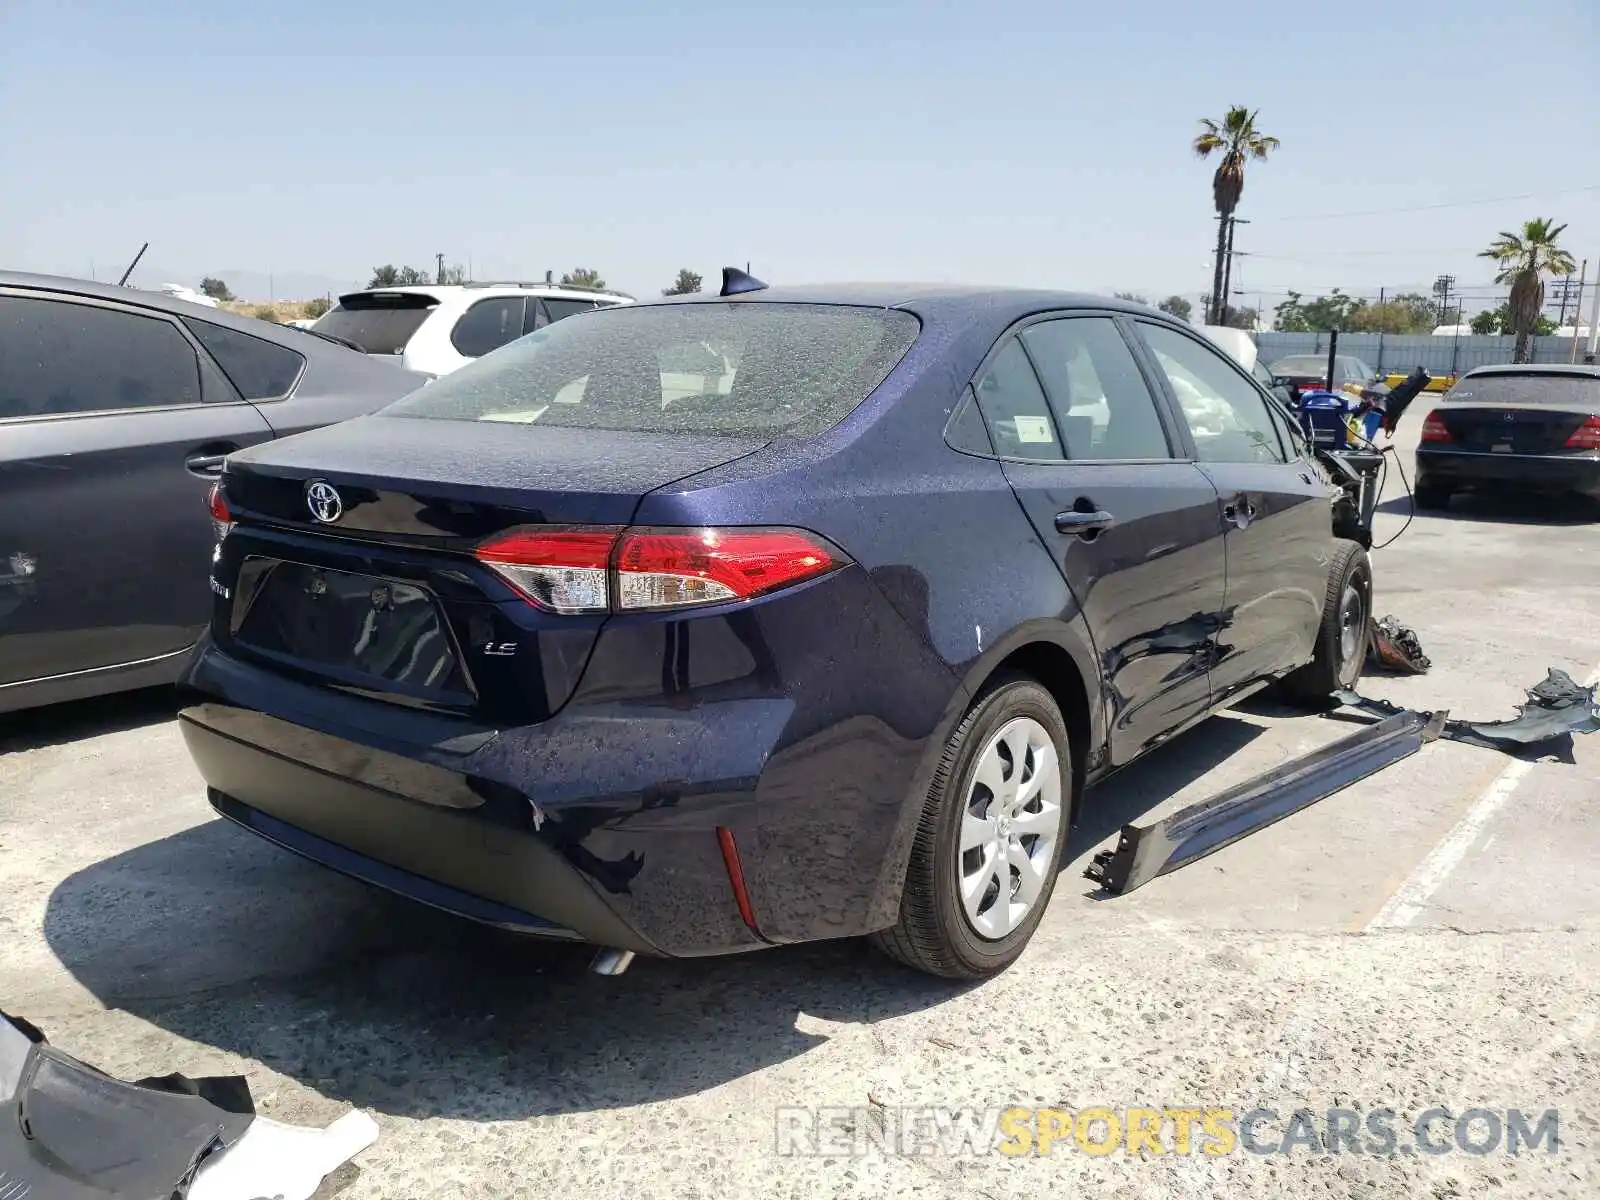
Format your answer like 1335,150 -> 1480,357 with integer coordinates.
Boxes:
1272,384 -> 1295,408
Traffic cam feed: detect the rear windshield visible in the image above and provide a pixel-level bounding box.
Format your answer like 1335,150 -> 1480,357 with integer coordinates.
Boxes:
1446,373 -> 1600,407
314,292 -> 439,355
381,302 -> 921,438
1271,355 -> 1340,377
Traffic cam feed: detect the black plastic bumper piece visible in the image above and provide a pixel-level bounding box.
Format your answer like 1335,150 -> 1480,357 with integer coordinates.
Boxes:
0,1011 -> 255,1199
1085,709 -> 1445,896
208,790 -> 580,938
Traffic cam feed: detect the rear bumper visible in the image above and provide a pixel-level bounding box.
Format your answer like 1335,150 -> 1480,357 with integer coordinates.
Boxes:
182,709 -> 652,950
178,555 -> 963,956
1416,447 -> 1600,495
176,679 -> 777,958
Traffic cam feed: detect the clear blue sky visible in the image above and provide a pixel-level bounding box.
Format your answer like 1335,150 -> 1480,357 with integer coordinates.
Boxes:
3,0 -> 1597,315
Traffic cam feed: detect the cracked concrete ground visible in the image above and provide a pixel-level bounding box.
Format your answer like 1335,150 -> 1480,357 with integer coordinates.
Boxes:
1,406 -> 1597,1198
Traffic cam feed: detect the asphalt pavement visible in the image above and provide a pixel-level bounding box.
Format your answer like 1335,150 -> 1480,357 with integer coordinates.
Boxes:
2,404 -> 1597,1199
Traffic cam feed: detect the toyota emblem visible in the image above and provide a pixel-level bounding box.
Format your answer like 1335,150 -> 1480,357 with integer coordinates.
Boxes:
305,480 -> 343,524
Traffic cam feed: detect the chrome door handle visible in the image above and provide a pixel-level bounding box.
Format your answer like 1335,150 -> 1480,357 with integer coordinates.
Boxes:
1222,497 -> 1257,528
185,453 -> 229,475
1055,509 -> 1116,536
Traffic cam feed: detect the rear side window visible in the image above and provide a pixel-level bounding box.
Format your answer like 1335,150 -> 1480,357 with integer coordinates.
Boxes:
542,298 -> 597,324
182,317 -> 304,399
1447,373 -> 1600,407
451,297 -> 527,358
313,292 -> 439,355
970,341 -> 1063,459
382,302 -> 920,438
0,295 -> 201,418
1020,317 -> 1172,460
1271,356 -> 1329,378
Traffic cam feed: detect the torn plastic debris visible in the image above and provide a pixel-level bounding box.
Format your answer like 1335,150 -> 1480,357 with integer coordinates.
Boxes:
1086,667 -> 1597,897
1367,614 -> 1430,675
0,1009 -> 376,1200
1085,709 -> 1446,896
1335,667 -> 1600,751
189,1111 -> 379,1200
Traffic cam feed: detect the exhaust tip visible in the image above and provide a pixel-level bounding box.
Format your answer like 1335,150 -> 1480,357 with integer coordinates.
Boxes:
590,948 -> 636,976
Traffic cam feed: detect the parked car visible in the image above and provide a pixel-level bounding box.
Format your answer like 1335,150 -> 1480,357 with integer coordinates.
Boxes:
179,281 -> 1370,980
1415,364 -> 1600,508
312,282 -> 634,376
1198,328 -> 1300,410
1270,354 -> 1379,398
0,272 -> 430,713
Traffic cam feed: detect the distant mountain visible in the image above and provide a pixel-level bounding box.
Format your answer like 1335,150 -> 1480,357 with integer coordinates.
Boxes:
121,265 -> 364,302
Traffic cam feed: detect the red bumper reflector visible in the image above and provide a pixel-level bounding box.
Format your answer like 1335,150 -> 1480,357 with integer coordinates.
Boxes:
716,826 -> 759,932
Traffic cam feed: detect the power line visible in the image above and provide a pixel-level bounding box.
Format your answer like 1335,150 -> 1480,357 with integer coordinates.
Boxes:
1242,247 -> 1492,263
1254,183 -> 1600,223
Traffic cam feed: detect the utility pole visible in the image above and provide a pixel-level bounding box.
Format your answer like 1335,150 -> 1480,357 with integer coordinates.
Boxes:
1219,217 -> 1249,324
1585,254 -> 1600,363
1570,260 -> 1589,363
1432,274 -> 1455,325
1550,271 -> 1581,330
1376,287 -> 1386,373
1222,218 -> 1236,321
1209,214 -> 1228,324
435,253 -> 446,285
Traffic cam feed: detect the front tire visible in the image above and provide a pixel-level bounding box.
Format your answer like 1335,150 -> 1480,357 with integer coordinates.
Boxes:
1281,540 -> 1372,705
872,674 -> 1070,980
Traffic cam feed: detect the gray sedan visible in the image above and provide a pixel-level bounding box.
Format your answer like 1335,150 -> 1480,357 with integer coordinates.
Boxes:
0,272 -> 429,712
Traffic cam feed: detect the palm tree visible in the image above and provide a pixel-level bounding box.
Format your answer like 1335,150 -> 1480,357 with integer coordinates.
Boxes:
1479,219 -> 1577,363
1194,108 -> 1279,324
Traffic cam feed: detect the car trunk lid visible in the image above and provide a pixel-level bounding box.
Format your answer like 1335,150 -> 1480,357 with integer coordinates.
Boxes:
214,415 -> 766,723
1436,373 -> 1600,453
1436,404 -> 1594,453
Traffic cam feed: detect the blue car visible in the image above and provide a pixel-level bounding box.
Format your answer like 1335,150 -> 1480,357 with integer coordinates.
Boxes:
179,277 -> 1368,979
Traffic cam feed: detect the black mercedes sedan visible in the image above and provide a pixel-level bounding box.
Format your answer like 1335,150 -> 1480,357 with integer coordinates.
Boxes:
0,272 -> 429,712
1415,364 -> 1600,508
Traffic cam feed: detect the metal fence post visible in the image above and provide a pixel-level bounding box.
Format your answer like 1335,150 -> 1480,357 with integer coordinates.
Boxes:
1376,287 -> 1385,373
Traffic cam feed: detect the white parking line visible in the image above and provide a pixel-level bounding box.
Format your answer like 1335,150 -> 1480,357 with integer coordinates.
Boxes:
1365,662 -> 1600,931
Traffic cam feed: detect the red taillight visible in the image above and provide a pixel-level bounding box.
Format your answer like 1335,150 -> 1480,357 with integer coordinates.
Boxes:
473,525 -> 844,614
1564,416 -> 1600,450
615,528 -> 841,611
475,527 -> 620,613
1420,411 -> 1452,443
207,482 -> 232,539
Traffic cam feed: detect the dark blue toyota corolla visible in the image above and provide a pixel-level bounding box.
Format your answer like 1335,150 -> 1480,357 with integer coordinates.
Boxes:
180,277 -> 1370,979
